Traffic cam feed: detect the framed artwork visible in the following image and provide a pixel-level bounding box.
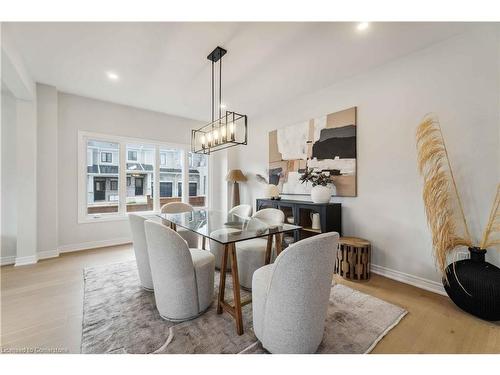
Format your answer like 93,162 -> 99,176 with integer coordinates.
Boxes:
268,106 -> 357,197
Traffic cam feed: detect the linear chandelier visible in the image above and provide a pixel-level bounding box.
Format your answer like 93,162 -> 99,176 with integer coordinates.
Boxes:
191,46 -> 248,155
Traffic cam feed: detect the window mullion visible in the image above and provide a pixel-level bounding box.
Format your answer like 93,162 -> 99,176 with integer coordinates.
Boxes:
118,142 -> 127,215
182,148 -> 189,204
153,146 -> 160,212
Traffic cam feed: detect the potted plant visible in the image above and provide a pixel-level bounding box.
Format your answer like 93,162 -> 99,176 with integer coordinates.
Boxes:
299,169 -> 335,203
416,115 -> 500,321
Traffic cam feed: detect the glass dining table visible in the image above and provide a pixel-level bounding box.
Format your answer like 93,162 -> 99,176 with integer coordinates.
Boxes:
157,209 -> 301,335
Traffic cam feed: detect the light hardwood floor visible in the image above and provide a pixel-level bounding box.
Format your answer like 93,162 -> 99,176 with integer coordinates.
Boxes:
1,244 -> 499,354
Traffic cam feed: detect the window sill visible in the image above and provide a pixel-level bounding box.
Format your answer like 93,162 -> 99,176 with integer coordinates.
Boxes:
78,210 -> 161,224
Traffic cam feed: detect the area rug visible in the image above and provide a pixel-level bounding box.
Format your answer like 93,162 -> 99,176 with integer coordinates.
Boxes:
81,261 -> 407,354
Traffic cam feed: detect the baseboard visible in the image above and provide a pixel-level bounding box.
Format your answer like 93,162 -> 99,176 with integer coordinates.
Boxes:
38,249 -> 60,260
2,239 -> 131,267
14,255 -> 38,267
1,255 -> 16,266
58,237 -> 132,253
371,264 -> 446,296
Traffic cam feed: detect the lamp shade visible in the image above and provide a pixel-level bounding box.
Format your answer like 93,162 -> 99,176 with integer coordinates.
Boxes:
226,169 -> 247,182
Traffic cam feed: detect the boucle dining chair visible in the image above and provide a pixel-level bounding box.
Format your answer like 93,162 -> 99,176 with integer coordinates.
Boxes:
236,208 -> 285,289
228,204 -> 252,220
128,213 -> 154,291
252,232 -> 339,353
144,220 -> 215,321
209,204 -> 253,271
209,227 -> 240,271
161,202 -> 200,248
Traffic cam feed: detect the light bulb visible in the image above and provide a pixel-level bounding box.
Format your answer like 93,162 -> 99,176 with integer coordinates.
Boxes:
213,129 -> 219,145
200,135 -> 206,149
220,125 -> 227,142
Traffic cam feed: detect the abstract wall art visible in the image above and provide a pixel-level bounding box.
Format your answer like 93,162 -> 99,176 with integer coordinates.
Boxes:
268,106 -> 357,197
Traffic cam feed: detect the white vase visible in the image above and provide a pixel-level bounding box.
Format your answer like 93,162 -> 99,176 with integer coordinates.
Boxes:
310,185 -> 332,203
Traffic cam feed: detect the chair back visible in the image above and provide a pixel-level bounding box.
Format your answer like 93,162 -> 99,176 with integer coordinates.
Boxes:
209,227 -> 241,270
263,232 -> 339,353
228,204 -> 252,220
128,214 -> 154,290
144,220 -> 199,317
252,208 -> 284,226
161,202 -> 194,214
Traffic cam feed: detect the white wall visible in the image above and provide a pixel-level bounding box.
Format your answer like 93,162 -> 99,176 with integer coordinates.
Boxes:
37,83 -> 58,255
15,94 -> 38,263
209,149 -> 229,212
2,28 -> 39,265
229,26 -> 500,285
57,93 -> 202,249
1,87 -> 17,262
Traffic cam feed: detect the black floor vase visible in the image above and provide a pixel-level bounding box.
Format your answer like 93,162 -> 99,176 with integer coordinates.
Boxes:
444,247 -> 500,321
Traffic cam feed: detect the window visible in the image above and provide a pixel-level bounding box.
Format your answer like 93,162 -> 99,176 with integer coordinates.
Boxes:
189,152 -> 208,207
128,150 -> 137,161
101,152 -> 112,163
189,182 -> 197,197
126,144 -> 155,212
79,132 -> 208,222
160,181 -> 173,197
87,140 -> 119,214
160,148 -> 183,205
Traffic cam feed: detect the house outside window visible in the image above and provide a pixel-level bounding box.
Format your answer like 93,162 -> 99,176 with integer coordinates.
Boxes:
80,132 -> 209,222
86,140 -> 119,215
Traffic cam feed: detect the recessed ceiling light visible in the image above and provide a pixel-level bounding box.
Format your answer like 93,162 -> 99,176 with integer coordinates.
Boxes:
106,71 -> 120,81
356,22 -> 370,31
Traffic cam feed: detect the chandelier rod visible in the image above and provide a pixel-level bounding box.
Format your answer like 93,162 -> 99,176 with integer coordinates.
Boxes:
219,56 -> 222,121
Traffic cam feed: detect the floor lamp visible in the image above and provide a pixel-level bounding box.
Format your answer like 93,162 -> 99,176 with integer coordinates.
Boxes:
226,169 -> 247,208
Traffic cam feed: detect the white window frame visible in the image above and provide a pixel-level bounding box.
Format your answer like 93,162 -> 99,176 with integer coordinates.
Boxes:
100,151 -> 113,164
127,149 -> 138,162
160,152 -> 167,166
78,130 -> 210,223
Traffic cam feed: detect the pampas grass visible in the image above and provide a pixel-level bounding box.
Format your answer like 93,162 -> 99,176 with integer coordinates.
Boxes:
416,116 -> 473,275
480,184 -> 500,249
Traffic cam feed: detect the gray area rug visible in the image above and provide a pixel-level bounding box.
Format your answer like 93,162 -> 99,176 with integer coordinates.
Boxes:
82,261 -> 407,354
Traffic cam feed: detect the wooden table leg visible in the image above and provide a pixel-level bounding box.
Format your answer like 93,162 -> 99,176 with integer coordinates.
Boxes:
216,242 -> 245,335
275,233 -> 283,257
217,243 -> 229,314
265,235 -> 273,265
229,243 -> 244,335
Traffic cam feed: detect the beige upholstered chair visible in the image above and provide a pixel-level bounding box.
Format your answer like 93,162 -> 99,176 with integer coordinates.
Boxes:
252,232 -> 339,353
161,202 -> 200,248
209,204 -> 253,270
236,208 -> 285,289
228,204 -> 252,220
128,213 -> 154,291
144,220 -> 215,321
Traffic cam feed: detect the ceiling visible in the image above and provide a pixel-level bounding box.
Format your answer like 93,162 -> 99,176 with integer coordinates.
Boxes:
3,22 -> 479,121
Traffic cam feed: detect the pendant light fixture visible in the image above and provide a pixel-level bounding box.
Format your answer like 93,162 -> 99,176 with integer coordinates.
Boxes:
191,46 -> 248,155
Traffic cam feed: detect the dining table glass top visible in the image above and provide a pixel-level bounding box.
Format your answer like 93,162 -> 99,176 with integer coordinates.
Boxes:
158,209 -> 301,244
